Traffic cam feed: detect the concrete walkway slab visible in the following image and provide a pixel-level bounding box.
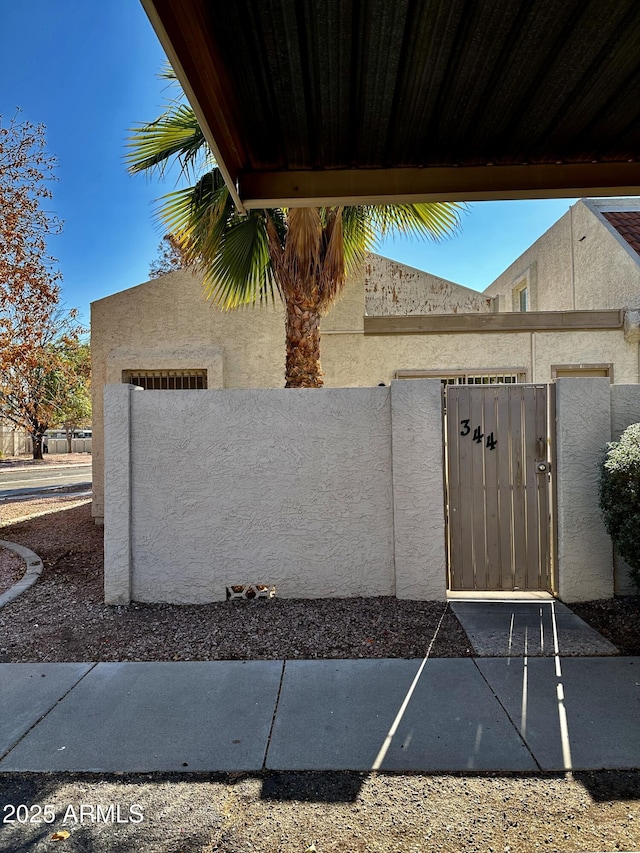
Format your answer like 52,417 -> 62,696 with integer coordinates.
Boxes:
0,661 -> 283,773
0,663 -> 93,758
266,659 -> 537,772
451,600 -> 618,656
477,657 -> 640,770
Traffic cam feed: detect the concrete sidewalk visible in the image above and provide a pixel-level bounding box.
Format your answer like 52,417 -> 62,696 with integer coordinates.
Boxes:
451,599 -> 619,656
1,656 -> 639,773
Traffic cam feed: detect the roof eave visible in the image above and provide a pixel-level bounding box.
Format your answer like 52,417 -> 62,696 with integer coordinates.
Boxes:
139,0 -> 247,213
239,164 -> 640,209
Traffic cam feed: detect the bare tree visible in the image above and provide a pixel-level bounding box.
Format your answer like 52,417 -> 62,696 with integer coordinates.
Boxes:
149,233 -> 188,278
0,113 -> 84,458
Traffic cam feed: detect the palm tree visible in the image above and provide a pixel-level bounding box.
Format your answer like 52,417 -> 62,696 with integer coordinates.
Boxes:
127,73 -> 464,388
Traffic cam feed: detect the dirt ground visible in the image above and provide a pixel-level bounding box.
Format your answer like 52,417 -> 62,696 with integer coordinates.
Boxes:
1,770 -> 639,853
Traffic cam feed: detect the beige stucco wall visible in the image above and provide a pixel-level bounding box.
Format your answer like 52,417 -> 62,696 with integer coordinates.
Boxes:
91,269 -> 285,518
483,210 -> 574,311
555,379 -> 614,602
484,199 -> 640,312
323,328 -> 637,388
364,254 -> 492,315
102,377 -> 633,604
103,381 -> 446,604
572,200 -> 640,311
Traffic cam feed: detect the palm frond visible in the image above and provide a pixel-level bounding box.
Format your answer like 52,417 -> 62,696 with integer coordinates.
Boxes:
318,207 -> 346,306
368,202 -> 465,240
159,170 -> 234,266
128,67 -> 466,343
341,206 -> 379,275
341,202 -> 466,276
283,208 -> 322,286
205,213 -> 277,308
158,62 -> 179,82
126,104 -> 210,179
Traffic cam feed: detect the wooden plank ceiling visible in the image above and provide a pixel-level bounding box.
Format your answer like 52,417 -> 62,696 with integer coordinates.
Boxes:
141,0 -> 640,208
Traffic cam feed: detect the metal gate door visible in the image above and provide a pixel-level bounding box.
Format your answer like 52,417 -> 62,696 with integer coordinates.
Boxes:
445,384 -> 552,591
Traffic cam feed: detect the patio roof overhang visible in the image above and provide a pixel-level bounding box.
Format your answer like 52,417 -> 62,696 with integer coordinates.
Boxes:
141,0 -> 640,210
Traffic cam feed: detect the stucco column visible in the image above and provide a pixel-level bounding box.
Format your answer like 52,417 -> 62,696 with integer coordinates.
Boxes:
391,379 -> 447,600
104,384 -> 141,605
555,378 -> 613,602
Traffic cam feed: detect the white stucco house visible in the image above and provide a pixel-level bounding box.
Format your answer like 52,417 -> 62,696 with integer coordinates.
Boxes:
93,198 -> 640,604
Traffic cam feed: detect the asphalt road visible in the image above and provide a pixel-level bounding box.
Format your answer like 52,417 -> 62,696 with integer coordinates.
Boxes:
0,465 -> 92,500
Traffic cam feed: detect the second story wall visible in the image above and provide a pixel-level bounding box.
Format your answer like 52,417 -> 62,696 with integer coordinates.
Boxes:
483,210 -> 574,312
364,254 -> 492,315
573,200 -> 640,311
484,200 -> 640,312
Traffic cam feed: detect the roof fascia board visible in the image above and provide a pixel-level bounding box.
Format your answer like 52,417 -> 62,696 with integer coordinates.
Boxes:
364,310 -> 624,335
240,164 -> 640,208
139,0 -> 246,214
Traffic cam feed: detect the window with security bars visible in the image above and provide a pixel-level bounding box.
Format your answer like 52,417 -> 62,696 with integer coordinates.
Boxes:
395,370 -> 526,385
122,369 -> 208,390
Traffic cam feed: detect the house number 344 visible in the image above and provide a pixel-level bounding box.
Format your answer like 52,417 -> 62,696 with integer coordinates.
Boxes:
460,419 -> 497,450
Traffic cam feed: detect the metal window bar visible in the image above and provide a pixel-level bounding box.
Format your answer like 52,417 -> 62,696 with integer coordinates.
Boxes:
123,370 -> 207,390
438,374 -> 523,386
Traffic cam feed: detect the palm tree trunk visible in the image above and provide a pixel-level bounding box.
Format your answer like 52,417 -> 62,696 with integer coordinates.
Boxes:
284,291 -> 323,388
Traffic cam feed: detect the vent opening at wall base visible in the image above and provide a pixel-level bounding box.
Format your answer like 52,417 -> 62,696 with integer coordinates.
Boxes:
226,584 -> 276,600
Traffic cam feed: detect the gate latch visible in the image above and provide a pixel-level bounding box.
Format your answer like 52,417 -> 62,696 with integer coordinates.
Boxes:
536,461 -> 548,473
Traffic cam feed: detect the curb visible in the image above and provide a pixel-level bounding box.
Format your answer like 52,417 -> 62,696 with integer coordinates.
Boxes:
0,541 -> 44,608
0,483 -> 92,501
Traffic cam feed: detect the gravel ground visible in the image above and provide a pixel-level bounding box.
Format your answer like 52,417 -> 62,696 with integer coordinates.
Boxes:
1,492 -> 640,852
572,596 -> 640,655
1,493 -> 639,661
0,547 -> 24,595
0,499 -> 470,662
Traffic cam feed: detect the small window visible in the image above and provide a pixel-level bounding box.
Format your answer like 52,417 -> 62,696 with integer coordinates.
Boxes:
395,369 -> 527,385
511,270 -> 534,312
551,364 -> 612,381
519,286 -> 529,312
122,369 -> 208,390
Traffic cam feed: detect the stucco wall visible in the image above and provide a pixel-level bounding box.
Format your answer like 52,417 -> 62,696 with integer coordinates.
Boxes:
103,381 -> 447,604
483,199 -> 640,313
390,380 -> 447,599
364,254 -> 492,315
533,330 -> 638,383
483,209 -> 574,311
574,200 -> 640,311
555,378 -> 613,602
323,328 -> 637,388
91,269 -> 286,518
103,378 -> 635,604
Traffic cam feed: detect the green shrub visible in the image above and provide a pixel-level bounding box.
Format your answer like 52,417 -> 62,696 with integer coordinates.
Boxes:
599,422 -> 640,590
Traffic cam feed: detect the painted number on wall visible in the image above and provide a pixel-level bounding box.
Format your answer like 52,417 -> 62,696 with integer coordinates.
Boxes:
460,419 -> 497,450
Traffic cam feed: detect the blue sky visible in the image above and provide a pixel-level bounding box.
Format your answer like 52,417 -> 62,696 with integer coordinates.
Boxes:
0,0 -> 618,325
